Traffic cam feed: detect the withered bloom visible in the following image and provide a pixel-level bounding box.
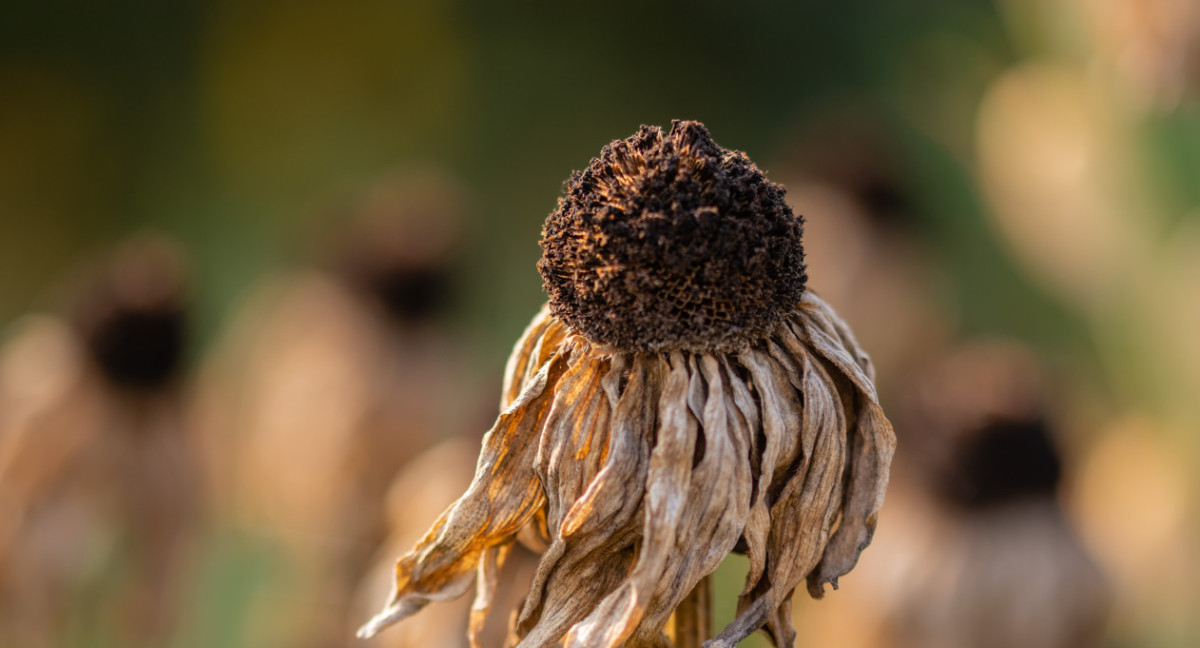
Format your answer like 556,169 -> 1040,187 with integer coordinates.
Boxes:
883,343 -> 1110,648
194,170 -> 478,647
0,237 -> 199,647
359,121 -> 895,647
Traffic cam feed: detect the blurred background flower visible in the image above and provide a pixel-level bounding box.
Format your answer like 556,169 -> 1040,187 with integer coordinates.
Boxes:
0,236 -> 200,648
1,1 -> 1198,646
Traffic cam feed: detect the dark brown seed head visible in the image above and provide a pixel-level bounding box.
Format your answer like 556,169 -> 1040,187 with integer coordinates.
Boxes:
940,415 -> 1063,510
538,120 -> 807,352
71,237 -> 189,389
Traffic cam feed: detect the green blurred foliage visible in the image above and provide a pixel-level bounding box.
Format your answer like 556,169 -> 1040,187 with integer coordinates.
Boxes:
2,0 -> 1056,358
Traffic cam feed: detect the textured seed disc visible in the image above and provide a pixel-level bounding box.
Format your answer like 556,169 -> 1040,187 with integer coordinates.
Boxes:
538,120 -> 807,352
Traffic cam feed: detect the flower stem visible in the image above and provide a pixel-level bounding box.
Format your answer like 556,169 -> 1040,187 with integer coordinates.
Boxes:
672,575 -> 712,648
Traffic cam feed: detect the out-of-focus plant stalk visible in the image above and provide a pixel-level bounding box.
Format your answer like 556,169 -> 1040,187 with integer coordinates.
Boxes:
671,575 -> 712,648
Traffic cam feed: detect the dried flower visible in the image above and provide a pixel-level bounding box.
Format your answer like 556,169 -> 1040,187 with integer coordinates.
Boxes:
794,342 -> 1109,648
357,438 -> 541,648
0,236 -> 200,648
359,121 -> 895,647
194,170 -> 480,647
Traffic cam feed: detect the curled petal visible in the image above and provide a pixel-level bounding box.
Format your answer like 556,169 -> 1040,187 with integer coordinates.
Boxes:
710,349 -> 847,648
469,543 -> 511,648
503,305 -> 567,408
360,299 -> 896,648
625,355 -> 752,647
515,355 -> 656,646
358,352 -> 567,639
792,302 -> 896,597
728,353 -> 773,595
562,355 -> 684,648
535,347 -> 613,537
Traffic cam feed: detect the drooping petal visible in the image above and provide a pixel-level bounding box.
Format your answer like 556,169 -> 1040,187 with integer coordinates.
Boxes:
514,354 -> 626,633
619,355 -> 753,648
562,355 -> 685,648
769,351 -> 849,612
515,354 -> 658,647
794,293 -> 877,399
469,543 -> 512,648
360,299 -> 896,648
710,345 -> 847,648
740,346 -> 804,501
725,354 -> 771,595
809,293 -> 876,383
502,304 -> 567,408
514,528 -> 638,648
791,300 -> 896,597
535,342 -> 613,537
358,351 -> 567,639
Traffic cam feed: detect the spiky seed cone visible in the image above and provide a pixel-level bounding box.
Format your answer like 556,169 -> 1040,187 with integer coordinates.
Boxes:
539,120 -> 806,353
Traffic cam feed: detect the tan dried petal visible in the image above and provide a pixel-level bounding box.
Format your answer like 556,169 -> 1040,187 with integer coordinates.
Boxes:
469,543 -> 510,648
360,293 -> 896,648
358,353 -> 565,638
502,304 -> 561,409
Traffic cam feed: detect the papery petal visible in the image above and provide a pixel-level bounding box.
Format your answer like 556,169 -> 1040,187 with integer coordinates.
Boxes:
515,530 -> 638,648
726,354 -> 771,594
469,543 -> 512,648
563,355 -> 684,648
710,347 -> 847,648
791,306 -> 895,597
358,352 -> 567,639
515,355 -> 655,647
502,304 -> 567,408
535,345 -> 613,536
741,346 -> 803,499
795,293 -> 877,398
806,292 -> 876,382
623,355 -> 752,647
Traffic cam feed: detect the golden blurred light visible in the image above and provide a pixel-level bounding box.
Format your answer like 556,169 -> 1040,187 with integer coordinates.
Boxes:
977,64 -> 1147,307
1072,418 -> 1191,634
1074,0 -> 1200,109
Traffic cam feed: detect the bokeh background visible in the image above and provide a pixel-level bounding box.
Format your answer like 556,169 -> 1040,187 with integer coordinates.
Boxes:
1,1 -> 1198,647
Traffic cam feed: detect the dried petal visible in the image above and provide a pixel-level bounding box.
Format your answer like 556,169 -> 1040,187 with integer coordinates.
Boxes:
794,296 -> 895,596
469,543 -> 511,648
358,353 -> 566,638
535,344 -> 613,536
516,355 -> 654,646
710,348 -> 848,648
360,299 -> 896,648
503,305 -> 565,408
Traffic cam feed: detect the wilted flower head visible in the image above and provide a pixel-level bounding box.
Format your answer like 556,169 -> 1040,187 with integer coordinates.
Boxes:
331,169 -> 468,326
0,235 -> 199,647
69,236 -> 189,390
803,342 -> 1110,648
359,120 -> 895,647
194,170 -> 481,648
